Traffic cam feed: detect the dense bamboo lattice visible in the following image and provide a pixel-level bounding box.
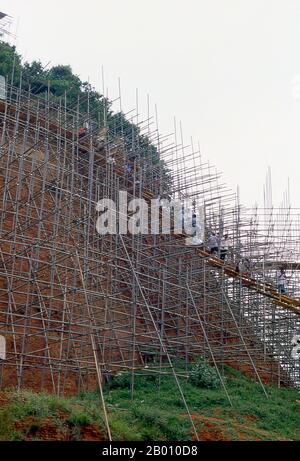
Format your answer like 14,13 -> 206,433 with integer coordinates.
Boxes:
0,80 -> 299,409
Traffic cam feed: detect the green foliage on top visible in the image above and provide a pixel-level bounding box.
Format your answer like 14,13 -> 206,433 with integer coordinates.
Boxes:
0,41 -> 108,116
0,42 -> 22,85
0,41 -> 172,192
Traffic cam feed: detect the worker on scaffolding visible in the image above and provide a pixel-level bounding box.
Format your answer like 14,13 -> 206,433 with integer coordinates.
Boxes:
78,126 -> 88,138
276,268 -> 287,295
95,126 -> 108,151
107,152 -> 116,165
208,232 -> 218,255
220,234 -> 229,261
124,163 -> 133,179
78,120 -> 90,139
236,257 -> 251,275
191,213 -> 197,236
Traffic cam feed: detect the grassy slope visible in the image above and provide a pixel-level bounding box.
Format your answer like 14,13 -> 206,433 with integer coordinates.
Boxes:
0,364 -> 299,441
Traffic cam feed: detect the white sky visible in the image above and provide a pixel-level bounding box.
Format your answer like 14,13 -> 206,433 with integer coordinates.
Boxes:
2,0 -> 300,207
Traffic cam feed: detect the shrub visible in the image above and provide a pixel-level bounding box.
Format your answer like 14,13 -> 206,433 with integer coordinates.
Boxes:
66,411 -> 92,427
27,422 -> 40,435
109,373 -> 131,389
189,359 -> 221,389
132,406 -> 189,440
10,391 -> 70,418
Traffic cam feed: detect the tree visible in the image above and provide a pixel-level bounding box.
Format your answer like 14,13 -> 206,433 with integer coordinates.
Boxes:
22,60 -> 48,93
0,41 -> 22,85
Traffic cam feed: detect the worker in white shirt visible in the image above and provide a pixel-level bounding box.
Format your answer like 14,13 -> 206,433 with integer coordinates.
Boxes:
276,268 -> 287,294
208,233 -> 218,255
236,257 -> 251,275
220,234 -> 229,261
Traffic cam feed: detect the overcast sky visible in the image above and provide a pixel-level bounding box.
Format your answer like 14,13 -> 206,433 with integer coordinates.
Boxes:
2,0 -> 300,207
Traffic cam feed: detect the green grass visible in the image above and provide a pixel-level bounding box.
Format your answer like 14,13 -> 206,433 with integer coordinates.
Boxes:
99,362 -> 300,440
0,361 -> 299,440
10,390 -> 72,419
0,407 -> 14,440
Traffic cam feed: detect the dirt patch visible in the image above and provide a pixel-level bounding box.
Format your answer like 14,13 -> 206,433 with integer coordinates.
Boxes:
187,412 -> 281,441
80,424 -> 106,441
0,391 -> 10,407
197,421 -> 231,441
35,418 -> 64,441
243,414 -> 258,423
189,414 -> 231,441
15,416 -> 64,440
14,415 -> 105,441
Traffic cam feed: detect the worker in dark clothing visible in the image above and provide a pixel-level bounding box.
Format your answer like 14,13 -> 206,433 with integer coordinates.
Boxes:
191,213 -> 197,236
220,234 -> 229,261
